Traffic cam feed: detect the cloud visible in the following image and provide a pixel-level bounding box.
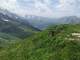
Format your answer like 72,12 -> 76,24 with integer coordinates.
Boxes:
51,0 -> 79,17
0,0 -> 80,18
17,0 -> 54,17
0,0 -> 17,10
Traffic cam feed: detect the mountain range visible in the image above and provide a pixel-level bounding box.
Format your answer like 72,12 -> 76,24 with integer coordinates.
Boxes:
25,15 -> 80,29
0,8 -> 40,46
0,8 -> 80,46
0,8 -> 80,60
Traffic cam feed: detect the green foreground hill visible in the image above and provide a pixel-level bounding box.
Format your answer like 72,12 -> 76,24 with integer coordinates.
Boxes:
0,24 -> 80,60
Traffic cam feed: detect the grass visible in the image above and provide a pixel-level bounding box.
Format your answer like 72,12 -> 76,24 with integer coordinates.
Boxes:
0,24 -> 80,60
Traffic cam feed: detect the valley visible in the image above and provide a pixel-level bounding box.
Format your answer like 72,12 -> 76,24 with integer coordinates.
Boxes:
0,0 -> 80,60
0,9 -> 40,47
0,9 -> 80,60
0,24 -> 80,60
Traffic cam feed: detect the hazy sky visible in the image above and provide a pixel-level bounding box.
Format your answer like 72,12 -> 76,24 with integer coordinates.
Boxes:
0,0 -> 80,18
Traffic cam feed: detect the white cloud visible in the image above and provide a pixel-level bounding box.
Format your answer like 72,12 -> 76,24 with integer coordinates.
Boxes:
53,0 -> 77,17
0,0 -> 80,18
16,0 -> 54,17
0,0 -> 17,10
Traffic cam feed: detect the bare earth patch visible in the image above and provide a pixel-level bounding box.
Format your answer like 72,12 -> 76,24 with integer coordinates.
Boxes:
65,33 -> 80,41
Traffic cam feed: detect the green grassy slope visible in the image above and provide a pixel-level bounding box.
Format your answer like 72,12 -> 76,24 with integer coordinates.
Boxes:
0,24 -> 80,60
0,17 -> 40,47
0,19 -> 38,39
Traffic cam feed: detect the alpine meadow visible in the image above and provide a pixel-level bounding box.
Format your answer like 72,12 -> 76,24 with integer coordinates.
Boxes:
0,0 -> 80,60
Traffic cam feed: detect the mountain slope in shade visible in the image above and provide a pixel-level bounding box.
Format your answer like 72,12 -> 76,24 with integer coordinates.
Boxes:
0,8 -> 40,41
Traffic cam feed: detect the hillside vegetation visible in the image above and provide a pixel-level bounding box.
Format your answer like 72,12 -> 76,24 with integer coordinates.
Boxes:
0,10 -> 40,47
0,24 -> 80,60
